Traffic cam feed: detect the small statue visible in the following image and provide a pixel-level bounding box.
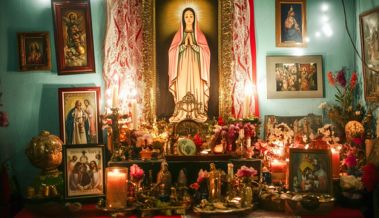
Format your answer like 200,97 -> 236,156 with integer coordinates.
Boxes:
156,160 -> 172,198
177,168 -> 187,187
208,163 -> 221,202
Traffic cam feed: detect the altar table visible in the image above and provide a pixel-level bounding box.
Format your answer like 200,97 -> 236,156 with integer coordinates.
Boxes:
15,204 -> 364,218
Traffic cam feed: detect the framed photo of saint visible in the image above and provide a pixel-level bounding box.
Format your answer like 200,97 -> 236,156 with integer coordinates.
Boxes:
58,87 -> 101,145
276,0 -> 307,47
155,0 -> 219,121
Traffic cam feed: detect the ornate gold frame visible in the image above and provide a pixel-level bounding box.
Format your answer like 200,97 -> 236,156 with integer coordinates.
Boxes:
141,0 -> 233,123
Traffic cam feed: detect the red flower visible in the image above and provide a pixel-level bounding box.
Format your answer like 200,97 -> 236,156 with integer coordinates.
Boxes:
218,116 -> 224,126
343,154 -> 357,168
351,137 -> 363,145
362,163 -> 379,192
336,69 -> 347,87
193,133 -> 203,148
327,71 -> 335,86
190,182 -> 200,190
350,72 -> 357,89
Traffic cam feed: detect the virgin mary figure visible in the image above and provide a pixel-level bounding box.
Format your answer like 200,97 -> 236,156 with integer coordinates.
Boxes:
168,7 -> 210,123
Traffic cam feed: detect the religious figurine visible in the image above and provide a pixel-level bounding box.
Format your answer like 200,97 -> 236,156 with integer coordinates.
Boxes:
208,163 -> 221,202
177,168 -> 188,187
156,160 -> 172,198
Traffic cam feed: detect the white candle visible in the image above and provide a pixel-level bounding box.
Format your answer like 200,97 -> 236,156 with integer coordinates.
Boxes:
106,167 -> 128,209
132,99 -> 137,130
112,85 -> 119,108
243,93 -> 250,118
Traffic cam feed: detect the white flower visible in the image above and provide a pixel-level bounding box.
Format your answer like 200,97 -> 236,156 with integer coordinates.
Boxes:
318,101 -> 328,109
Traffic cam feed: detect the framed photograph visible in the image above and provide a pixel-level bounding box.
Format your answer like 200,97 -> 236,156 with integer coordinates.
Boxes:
264,114 -> 322,140
52,0 -> 95,75
289,148 -> 332,194
360,8 -> 379,103
17,32 -> 51,71
276,0 -> 307,47
266,55 -> 323,98
63,144 -> 105,199
58,87 -> 101,145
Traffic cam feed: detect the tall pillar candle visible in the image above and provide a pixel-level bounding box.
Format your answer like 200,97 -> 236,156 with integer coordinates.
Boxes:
271,159 -> 287,184
331,148 -> 340,179
131,99 -> 137,130
112,85 -> 119,108
106,167 -> 128,209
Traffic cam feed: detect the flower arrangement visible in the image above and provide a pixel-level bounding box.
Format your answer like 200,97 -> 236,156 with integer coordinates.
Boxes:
236,166 -> 258,179
321,68 -> 366,140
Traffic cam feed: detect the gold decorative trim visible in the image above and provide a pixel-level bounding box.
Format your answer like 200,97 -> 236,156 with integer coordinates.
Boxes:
142,0 -> 233,122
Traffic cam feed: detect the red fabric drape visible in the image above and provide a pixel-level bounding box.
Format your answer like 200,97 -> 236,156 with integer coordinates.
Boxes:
249,0 -> 259,117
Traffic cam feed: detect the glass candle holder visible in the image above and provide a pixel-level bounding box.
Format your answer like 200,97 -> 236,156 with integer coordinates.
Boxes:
106,167 -> 128,209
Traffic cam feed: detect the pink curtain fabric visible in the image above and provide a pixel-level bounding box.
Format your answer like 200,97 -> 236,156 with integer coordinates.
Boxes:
232,0 -> 259,118
103,0 -> 143,115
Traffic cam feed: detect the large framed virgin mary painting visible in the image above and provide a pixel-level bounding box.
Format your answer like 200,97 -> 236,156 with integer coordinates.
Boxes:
142,0 -> 233,122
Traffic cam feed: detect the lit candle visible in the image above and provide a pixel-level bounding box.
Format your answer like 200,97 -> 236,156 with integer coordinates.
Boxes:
112,85 -> 119,108
131,99 -> 137,130
243,93 -> 250,118
331,148 -> 340,179
271,159 -> 287,184
106,167 -> 128,209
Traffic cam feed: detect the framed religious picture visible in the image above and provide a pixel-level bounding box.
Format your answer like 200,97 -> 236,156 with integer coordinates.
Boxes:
360,7 -> 379,103
58,87 -> 101,145
266,55 -> 323,99
52,0 -> 95,75
63,144 -> 105,200
264,114 -> 323,141
275,0 -> 307,47
289,148 -> 332,194
17,32 -> 51,71
140,0 -> 234,121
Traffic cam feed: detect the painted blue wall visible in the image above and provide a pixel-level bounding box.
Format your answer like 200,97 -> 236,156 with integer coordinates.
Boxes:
0,0 -> 358,194
0,0 -> 106,192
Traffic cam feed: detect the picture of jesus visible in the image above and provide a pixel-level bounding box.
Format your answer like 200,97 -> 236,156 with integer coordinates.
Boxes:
168,7 -> 210,123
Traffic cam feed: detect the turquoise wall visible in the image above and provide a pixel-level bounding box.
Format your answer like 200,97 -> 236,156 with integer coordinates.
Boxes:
0,0 -> 359,194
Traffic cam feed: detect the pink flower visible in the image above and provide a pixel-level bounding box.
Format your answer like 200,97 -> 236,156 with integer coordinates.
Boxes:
197,169 -> 209,183
344,154 -> 357,168
327,72 -> 335,86
190,182 -> 200,190
236,166 -> 257,178
193,133 -> 203,148
362,163 -> 379,192
130,164 -> 144,181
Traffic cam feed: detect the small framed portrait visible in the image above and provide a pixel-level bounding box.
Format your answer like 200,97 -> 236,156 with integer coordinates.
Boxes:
63,144 -> 105,199
58,87 -> 101,145
360,7 -> 379,103
289,148 -> 332,194
17,32 -> 51,71
276,0 -> 307,47
52,0 -> 95,75
266,55 -> 323,99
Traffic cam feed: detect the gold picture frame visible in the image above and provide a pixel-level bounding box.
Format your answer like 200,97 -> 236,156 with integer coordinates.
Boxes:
359,7 -> 379,103
17,32 -> 51,71
275,0 -> 307,47
141,0 -> 233,122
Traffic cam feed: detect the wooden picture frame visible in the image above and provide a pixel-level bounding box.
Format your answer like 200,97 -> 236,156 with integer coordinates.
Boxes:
52,0 -> 95,75
58,87 -> 101,145
17,32 -> 51,71
276,0 -> 307,47
266,55 -> 323,99
63,144 -> 105,200
142,0 -> 233,120
289,148 -> 332,194
360,7 -> 379,103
